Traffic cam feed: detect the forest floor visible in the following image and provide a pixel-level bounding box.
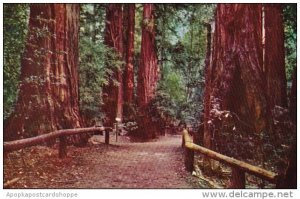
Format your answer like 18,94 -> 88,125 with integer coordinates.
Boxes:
4,133 -> 202,188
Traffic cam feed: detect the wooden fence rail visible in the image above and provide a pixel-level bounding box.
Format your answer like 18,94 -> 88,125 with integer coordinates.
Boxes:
182,129 -> 280,188
4,127 -> 112,158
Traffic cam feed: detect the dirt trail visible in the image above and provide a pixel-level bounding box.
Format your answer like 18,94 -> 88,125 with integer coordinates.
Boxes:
4,134 -> 200,188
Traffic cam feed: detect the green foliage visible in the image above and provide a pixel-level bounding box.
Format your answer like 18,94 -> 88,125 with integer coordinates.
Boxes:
154,4 -> 215,127
211,106 -> 296,174
79,4 -> 124,123
79,38 -> 123,119
283,4 -> 297,81
134,4 -> 143,54
161,71 -> 185,103
79,37 -> 104,120
155,72 -> 185,118
80,4 -> 105,43
3,4 -> 29,119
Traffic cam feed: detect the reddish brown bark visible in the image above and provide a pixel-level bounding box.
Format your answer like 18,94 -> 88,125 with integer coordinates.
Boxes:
289,69 -> 296,123
203,4 -> 270,186
229,169 -> 245,188
203,4 -> 268,150
123,4 -> 135,105
203,21 -> 214,149
204,23 -> 212,71
138,4 -> 158,108
137,4 -> 159,138
265,4 -> 288,108
4,4 -> 83,143
276,143 -> 297,188
102,4 -> 124,125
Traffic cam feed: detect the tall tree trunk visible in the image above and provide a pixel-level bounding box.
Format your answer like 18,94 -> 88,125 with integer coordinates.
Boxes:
160,6 -> 166,80
203,22 -> 213,149
137,4 -> 159,138
123,4 -> 135,106
102,4 -> 124,125
203,4 -> 268,149
265,4 -> 288,108
4,4 -> 84,144
203,4 -> 269,187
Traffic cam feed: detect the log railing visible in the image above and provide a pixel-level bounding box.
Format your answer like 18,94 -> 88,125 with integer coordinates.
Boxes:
4,127 -> 112,158
182,129 -> 280,188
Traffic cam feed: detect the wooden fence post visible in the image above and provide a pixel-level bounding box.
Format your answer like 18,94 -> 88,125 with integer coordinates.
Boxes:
105,130 -> 109,145
59,136 -> 67,158
230,167 -> 245,188
184,147 -> 194,172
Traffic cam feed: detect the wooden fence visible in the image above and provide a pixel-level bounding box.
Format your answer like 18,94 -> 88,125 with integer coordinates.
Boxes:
4,127 -> 280,188
4,127 -> 112,158
182,129 -> 280,188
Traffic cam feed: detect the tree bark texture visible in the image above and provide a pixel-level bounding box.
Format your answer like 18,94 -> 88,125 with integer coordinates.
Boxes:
265,4 -> 288,108
203,21 -> 214,149
230,168 -> 246,188
203,4 -> 269,149
4,4 -> 83,143
204,23 -> 212,72
123,4 -> 135,105
102,4 -> 124,125
138,4 -> 158,108
276,143 -> 297,188
289,69 -> 296,123
137,4 -> 159,138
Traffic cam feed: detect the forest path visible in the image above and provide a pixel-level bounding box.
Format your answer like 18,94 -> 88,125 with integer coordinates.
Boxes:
65,134 -> 199,188
5,134 -> 200,188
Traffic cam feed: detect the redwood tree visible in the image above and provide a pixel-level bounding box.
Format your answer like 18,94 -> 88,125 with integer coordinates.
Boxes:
203,4 -> 268,188
4,4 -> 83,143
265,4 -> 287,108
123,4 -> 135,105
137,4 -> 159,138
102,4 -> 124,125
204,4 -> 267,148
